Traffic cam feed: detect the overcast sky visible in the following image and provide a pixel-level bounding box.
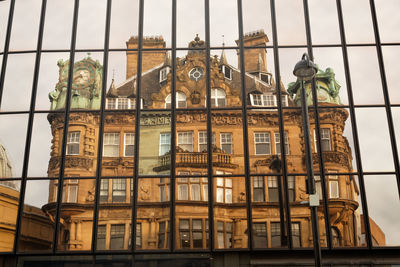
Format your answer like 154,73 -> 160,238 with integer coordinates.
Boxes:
0,0 -> 399,246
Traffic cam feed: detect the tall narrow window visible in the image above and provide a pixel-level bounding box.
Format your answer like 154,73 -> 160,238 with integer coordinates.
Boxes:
216,176 -> 232,203
315,128 -> 331,152
220,133 -> 232,154
287,176 -> 295,202
67,184 -> 78,203
136,223 -> 142,248
253,176 -> 265,202
254,132 -> 271,155
268,176 -> 279,202
179,219 -> 190,249
329,172 -> 339,199
253,222 -> 267,248
97,225 -> 106,250
217,221 -> 232,248
100,179 -> 109,203
177,178 -> 189,200
159,178 -> 169,201
211,88 -> 226,107
192,219 -> 203,248
112,179 -> 126,202
198,131 -> 215,152
292,222 -> 301,247
271,222 -> 281,247
177,132 -> 193,152
222,65 -> 232,80
315,175 -> 323,200
159,133 -> 171,155
110,224 -> 125,250
124,133 -> 135,157
159,66 -> 170,83
66,132 -> 80,155
158,221 -> 168,249
275,132 -> 289,155
104,133 -> 120,157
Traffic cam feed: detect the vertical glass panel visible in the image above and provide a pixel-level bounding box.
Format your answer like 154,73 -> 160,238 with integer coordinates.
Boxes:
19,179 -> 53,252
213,177 -> 248,249
275,0 -> 307,45
143,0 -> 171,48
309,0 -> 340,45
248,111 -> 283,175
210,0 -> 238,47
176,112 -> 208,175
242,0 -> 273,45
212,111 -> 244,175
312,48 -> 348,105
355,108 -> 394,172
138,111 -> 171,176
102,112 -> 135,178
75,0 -> 106,49
392,107 -> 400,156
177,0 -> 205,48
278,48 -> 309,95
28,113 -> 59,178
0,0 -> 10,53
375,0 -> 400,43
36,52 -> 70,111
109,0 -> 139,49
8,0 -> 41,51
0,180 -> 20,252
317,107 -> 357,173
42,0 -> 74,49
63,112 -> 99,177
136,178 -> 171,250
341,0 -> 375,44
175,208 -> 209,250
0,114 -> 28,178
329,175 -> 366,248
97,178 -> 133,251
1,53 -> 35,111
348,47 -> 384,105
382,46 -> 400,105
364,175 -> 400,246
57,178 -> 95,251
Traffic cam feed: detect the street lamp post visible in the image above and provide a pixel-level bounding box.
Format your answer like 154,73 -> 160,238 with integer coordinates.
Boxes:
293,53 -> 322,267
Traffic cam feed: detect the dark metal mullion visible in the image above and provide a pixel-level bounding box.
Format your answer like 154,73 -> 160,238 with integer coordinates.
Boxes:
369,0 -> 400,198
0,0 -> 15,108
270,0 -> 293,249
236,0 -> 253,250
91,0 -> 112,253
52,0 -> 80,253
13,0 -> 47,254
335,0 -> 373,250
204,0 -> 215,252
302,0 -> 332,251
170,0 -> 177,252
132,0 -> 145,254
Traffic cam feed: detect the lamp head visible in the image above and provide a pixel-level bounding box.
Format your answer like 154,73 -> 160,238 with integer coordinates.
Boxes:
293,53 -> 318,81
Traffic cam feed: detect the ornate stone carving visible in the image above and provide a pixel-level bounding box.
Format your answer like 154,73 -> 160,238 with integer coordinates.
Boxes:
48,156 -> 94,171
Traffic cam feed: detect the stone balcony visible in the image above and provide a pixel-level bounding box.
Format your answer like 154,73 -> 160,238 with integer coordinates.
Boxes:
153,146 -> 238,172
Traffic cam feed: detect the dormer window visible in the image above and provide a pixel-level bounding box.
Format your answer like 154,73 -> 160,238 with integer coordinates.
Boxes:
165,92 -> 187,108
250,94 -> 276,107
159,67 -> 170,83
106,98 -> 142,109
222,65 -> 232,80
259,73 -> 269,84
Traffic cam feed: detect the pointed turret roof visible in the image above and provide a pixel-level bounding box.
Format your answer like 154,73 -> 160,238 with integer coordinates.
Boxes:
106,78 -> 119,98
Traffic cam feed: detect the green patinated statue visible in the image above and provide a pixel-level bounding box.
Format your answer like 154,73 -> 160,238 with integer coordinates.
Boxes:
49,56 -> 103,110
287,65 -> 342,106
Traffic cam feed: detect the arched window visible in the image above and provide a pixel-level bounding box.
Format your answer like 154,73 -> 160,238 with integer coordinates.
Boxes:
211,88 -> 226,107
165,92 -> 187,108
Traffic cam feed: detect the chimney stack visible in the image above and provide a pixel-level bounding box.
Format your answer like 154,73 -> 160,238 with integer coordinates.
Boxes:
235,30 -> 269,73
